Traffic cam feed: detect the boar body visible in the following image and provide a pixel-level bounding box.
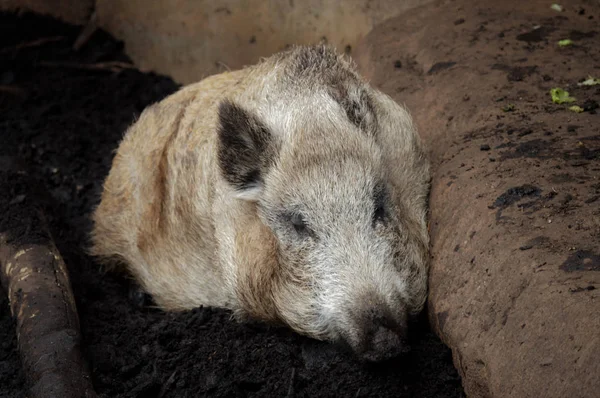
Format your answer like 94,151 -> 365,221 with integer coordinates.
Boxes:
91,45 -> 430,361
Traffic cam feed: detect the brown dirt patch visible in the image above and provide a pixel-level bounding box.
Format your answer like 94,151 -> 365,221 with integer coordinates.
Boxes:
356,0 -> 600,396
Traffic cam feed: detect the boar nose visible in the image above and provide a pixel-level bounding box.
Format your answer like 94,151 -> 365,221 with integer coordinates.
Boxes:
355,307 -> 409,362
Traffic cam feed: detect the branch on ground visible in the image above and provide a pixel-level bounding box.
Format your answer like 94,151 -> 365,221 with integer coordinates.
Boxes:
0,156 -> 96,398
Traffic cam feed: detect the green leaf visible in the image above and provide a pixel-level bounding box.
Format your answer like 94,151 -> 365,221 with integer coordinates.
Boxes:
550,88 -> 576,104
569,105 -> 584,113
558,39 -> 573,47
577,76 -> 600,86
501,104 -> 515,112
550,4 -> 563,12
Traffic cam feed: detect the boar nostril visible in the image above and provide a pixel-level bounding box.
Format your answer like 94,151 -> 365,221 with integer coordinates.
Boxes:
359,324 -> 408,362
352,307 -> 409,362
372,312 -> 395,329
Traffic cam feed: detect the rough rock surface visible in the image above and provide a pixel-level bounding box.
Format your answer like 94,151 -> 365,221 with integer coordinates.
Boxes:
355,0 -> 600,397
95,0 -> 434,84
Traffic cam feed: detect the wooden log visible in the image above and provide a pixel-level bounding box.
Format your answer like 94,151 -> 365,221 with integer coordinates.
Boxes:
0,156 -> 96,398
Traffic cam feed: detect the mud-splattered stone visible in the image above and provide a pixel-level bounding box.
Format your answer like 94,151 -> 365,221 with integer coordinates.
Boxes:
356,0 -> 600,397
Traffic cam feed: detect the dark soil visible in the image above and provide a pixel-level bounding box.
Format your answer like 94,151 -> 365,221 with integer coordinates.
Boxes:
0,13 -> 463,398
0,294 -> 23,396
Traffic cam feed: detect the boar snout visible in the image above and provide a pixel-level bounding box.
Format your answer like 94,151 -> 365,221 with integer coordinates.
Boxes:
345,295 -> 409,362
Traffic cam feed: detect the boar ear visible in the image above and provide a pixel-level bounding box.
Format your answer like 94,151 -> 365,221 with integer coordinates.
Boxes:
217,100 -> 273,201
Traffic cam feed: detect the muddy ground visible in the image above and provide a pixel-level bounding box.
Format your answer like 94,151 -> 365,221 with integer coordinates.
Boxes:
355,0 -> 600,396
0,13 -> 464,398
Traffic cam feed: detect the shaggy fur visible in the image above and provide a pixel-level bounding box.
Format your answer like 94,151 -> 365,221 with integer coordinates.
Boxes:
91,45 -> 430,361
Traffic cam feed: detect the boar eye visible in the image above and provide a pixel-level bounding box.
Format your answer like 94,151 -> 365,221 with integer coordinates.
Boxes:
373,186 -> 387,225
291,213 -> 309,235
373,203 -> 386,224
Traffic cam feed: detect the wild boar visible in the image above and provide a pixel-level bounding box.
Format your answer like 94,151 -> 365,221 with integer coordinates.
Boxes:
91,45 -> 430,361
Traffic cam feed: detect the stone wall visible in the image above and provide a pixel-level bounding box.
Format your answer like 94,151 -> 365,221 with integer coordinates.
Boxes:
95,0 -> 432,83
1,0 -> 434,84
